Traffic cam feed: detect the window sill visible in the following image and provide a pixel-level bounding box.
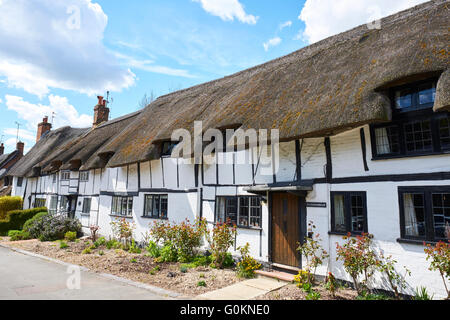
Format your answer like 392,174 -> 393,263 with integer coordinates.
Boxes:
372,150 -> 450,161
141,216 -> 168,220
236,226 -> 262,231
396,238 -> 442,246
81,213 -> 90,217
328,231 -> 365,237
109,215 -> 133,219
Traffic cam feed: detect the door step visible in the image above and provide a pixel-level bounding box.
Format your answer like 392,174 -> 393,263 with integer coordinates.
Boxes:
255,270 -> 295,283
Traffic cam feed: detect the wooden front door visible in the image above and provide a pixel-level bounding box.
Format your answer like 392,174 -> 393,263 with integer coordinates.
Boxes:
271,192 -> 302,267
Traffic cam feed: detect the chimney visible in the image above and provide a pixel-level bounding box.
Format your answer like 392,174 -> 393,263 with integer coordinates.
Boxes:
16,141 -> 24,156
93,96 -> 110,126
36,116 -> 52,142
0,143 -> 4,155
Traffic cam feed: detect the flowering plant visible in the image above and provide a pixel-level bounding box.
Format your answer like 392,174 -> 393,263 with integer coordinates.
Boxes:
336,233 -> 378,295
424,241 -> 450,299
110,218 -> 135,245
236,243 -> 261,278
207,220 -> 237,269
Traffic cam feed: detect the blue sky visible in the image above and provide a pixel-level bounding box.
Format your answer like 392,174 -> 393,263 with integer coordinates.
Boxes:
0,0 -> 427,154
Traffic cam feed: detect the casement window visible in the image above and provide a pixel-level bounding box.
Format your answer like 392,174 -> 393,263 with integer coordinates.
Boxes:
399,187 -> 450,242
111,196 -> 133,217
331,192 -> 368,235
34,198 -> 46,208
60,196 -> 69,211
82,198 -> 92,215
79,171 -> 89,182
16,177 -> 23,187
371,79 -> 450,159
49,196 -> 58,214
161,141 -> 178,157
216,196 -> 262,228
61,171 -> 70,181
143,195 -> 168,219
52,174 -> 57,183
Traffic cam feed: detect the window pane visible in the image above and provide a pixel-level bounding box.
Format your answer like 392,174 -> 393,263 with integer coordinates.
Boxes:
238,197 -> 249,227
403,193 -> 426,237
153,196 -> 160,218
127,197 -> 133,216
418,83 -> 436,105
404,120 -> 433,153
395,89 -> 413,109
432,193 -> 450,240
226,197 -> 237,225
160,195 -> 168,219
162,142 -> 178,156
83,198 -> 91,214
333,195 -> 346,232
144,195 -> 153,217
217,197 -> 226,223
375,126 -> 400,155
351,195 -> 365,232
439,117 -> 450,149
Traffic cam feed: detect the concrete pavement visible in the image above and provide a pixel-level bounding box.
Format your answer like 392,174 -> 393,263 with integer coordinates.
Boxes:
0,246 -> 174,300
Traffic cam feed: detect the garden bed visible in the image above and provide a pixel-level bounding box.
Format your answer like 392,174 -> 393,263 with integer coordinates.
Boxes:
1,238 -> 242,297
255,282 -> 358,300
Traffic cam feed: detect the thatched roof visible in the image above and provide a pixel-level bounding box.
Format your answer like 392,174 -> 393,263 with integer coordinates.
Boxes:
8,127 -> 89,177
99,0 -> 449,168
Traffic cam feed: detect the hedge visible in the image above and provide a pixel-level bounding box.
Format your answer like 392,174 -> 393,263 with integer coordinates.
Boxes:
0,207 -> 47,236
0,196 -> 23,220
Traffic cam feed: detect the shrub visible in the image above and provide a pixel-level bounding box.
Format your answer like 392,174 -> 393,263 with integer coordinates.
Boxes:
64,231 -> 77,242
424,241 -> 450,299
0,207 -> 47,236
23,212 -> 48,233
305,290 -> 321,300
356,292 -> 391,300
128,240 -> 142,254
146,241 -> 161,258
297,222 -> 329,284
207,220 -> 237,269
180,266 -> 188,273
82,247 -> 92,254
324,272 -> 339,299
0,196 -> 23,220
106,239 -> 121,250
156,241 -> 178,263
28,213 -> 82,242
336,233 -> 379,295
8,230 -> 31,241
236,243 -> 261,279
294,270 -> 311,289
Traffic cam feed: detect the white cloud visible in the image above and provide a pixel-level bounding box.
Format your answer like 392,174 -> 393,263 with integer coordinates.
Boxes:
5,95 -> 93,133
263,37 -> 282,52
193,0 -> 258,25
112,52 -> 196,79
0,0 -> 136,97
279,21 -> 292,30
298,0 -> 429,44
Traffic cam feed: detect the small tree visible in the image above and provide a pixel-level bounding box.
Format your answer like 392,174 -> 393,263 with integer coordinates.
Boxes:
297,221 -> 329,284
377,252 -> 411,300
424,241 -> 450,299
207,220 -> 237,269
110,218 -> 135,245
336,233 -> 379,295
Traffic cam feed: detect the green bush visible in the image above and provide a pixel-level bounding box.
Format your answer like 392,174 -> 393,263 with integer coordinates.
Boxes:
0,196 -> 23,220
23,212 -> 48,232
0,207 -> 47,236
28,213 -> 81,242
94,237 -> 107,248
146,241 -> 161,258
64,231 -> 77,242
59,241 -> 69,249
8,230 -> 31,241
155,241 -> 178,263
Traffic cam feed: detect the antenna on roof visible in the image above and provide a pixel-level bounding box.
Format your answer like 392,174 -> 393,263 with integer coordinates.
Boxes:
0,135 -> 4,144
105,91 -> 113,120
14,121 -> 22,143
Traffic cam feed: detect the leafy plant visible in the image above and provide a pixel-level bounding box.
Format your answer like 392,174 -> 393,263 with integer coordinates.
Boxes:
0,196 -> 23,220
413,286 -> 434,300
128,239 -> 142,254
94,237 -> 107,248
59,241 -> 69,249
356,292 -> 391,300
207,220 -> 237,269
197,280 -> 206,287
106,239 -> 121,250
149,266 -> 160,275
424,241 -> 450,299
324,272 -> 339,299
146,241 -> 161,258
8,230 -> 30,241
130,258 -> 137,263
305,290 -> 321,300
64,231 -> 77,242
155,241 -> 178,263
82,247 -> 92,254
336,233 -> 379,295
236,243 -> 261,279
110,219 -> 135,246
297,221 -> 329,284
0,208 -> 47,236
294,270 -> 311,289
22,212 -> 48,233
180,266 -> 188,273
99,250 -> 104,256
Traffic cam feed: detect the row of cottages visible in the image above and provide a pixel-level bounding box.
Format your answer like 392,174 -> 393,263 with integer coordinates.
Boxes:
7,1 -> 450,297
0,141 -> 24,196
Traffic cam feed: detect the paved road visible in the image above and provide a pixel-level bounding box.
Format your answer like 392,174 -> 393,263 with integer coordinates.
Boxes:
0,246 -> 172,300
